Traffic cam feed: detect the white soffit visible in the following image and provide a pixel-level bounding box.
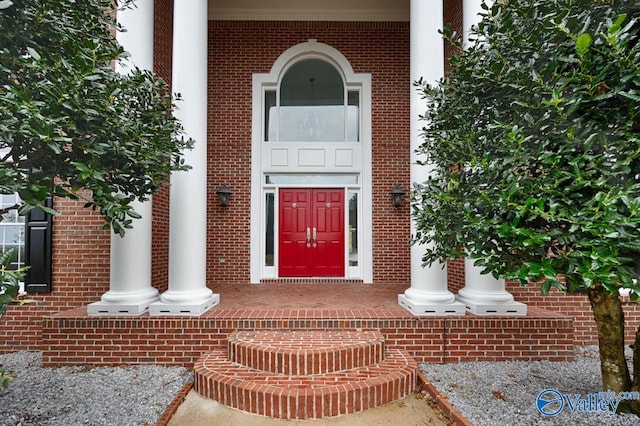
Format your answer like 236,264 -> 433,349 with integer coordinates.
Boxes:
208,0 -> 409,22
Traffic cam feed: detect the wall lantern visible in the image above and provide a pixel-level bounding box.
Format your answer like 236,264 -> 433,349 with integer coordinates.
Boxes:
390,184 -> 405,209
216,185 -> 232,208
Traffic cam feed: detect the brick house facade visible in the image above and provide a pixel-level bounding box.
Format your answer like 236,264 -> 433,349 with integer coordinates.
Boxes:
1,0 -> 639,362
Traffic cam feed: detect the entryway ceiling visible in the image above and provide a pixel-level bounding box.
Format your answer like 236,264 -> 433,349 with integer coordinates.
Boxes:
208,0 -> 410,21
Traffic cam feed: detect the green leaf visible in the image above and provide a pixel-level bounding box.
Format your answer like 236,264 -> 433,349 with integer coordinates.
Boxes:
38,204 -> 60,217
541,281 -> 552,295
619,91 -> 640,102
84,74 -> 102,81
576,33 -> 591,57
26,47 -> 41,61
0,248 -> 16,268
126,209 -> 142,219
609,14 -> 627,35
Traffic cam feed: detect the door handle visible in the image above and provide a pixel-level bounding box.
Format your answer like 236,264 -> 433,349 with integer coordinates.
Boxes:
312,227 -> 317,248
306,227 -> 311,248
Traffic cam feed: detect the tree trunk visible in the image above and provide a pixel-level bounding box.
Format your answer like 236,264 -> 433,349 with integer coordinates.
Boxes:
587,284 -> 633,413
630,326 -> 640,414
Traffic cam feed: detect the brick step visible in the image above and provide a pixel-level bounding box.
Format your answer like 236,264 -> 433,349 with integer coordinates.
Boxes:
228,330 -> 385,375
195,348 -> 416,419
194,330 -> 417,419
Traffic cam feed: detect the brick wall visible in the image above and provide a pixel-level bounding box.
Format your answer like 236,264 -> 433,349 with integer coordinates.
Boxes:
151,0 -> 173,292
1,20 -> 414,351
41,307 -> 574,366
448,269 -> 640,347
1,194 -> 110,352
444,0 -> 463,75
508,283 -> 640,347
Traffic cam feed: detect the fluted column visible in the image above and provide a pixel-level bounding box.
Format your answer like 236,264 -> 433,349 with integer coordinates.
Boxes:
398,0 -> 465,316
88,0 -> 159,316
150,0 -> 219,315
456,0 -> 526,315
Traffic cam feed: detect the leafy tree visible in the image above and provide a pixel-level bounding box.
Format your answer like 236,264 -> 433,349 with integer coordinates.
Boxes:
0,249 -> 22,318
0,248 -> 24,388
413,0 -> 640,413
0,0 -> 192,235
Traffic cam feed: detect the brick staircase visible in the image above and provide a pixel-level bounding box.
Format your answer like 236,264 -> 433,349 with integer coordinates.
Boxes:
194,330 -> 417,419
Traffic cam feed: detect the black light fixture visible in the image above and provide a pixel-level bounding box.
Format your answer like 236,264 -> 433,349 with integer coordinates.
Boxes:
216,185 -> 232,208
390,184 -> 405,209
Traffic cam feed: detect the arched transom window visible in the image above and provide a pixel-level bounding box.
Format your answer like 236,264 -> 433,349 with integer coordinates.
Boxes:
264,58 -> 360,142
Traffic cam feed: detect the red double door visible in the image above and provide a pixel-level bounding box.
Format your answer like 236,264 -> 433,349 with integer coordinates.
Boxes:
279,189 -> 345,277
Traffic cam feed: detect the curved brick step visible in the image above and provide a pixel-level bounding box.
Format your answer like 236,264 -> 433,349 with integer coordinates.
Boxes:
228,330 -> 385,375
194,347 -> 416,419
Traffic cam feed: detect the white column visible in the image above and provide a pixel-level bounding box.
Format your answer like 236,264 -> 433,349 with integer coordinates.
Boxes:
150,0 -> 218,315
88,0 -> 159,316
456,0 -> 526,315
398,0 -> 464,316
463,0 -> 485,44
458,261 -> 526,314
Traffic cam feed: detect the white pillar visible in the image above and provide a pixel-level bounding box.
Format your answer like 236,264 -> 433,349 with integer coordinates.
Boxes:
150,0 -> 218,315
463,0 -> 486,44
458,259 -> 526,315
398,0 -> 465,316
456,0 -> 526,315
88,0 -> 159,316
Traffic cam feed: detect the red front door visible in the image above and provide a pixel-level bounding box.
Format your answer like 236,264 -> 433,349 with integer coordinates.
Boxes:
279,189 -> 345,277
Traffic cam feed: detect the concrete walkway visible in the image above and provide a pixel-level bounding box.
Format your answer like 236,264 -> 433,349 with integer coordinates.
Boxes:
167,389 -> 451,426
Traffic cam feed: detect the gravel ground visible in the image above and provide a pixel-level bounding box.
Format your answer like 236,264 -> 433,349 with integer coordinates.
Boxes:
1,347 -> 639,426
0,352 -> 192,426
420,346 -> 639,425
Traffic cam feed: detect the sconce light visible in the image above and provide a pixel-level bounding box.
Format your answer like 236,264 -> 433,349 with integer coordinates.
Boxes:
216,185 -> 232,208
390,184 -> 405,209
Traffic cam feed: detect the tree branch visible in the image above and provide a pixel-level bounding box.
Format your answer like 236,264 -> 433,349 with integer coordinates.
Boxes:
0,203 -> 21,218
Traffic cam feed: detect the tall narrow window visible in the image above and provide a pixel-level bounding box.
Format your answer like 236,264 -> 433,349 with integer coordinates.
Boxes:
265,192 -> 275,266
347,90 -> 360,142
264,90 -> 276,141
348,192 -> 358,267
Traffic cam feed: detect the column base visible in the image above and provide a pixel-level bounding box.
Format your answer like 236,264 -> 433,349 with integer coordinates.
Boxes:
87,287 -> 159,316
398,294 -> 466,316
87,297 -> 159,316
456,295 -> 527,316
149,293 -> 219,316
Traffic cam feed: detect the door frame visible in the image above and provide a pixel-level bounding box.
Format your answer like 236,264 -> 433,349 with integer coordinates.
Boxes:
249,40 -> 373,283
259,181 -> 366,282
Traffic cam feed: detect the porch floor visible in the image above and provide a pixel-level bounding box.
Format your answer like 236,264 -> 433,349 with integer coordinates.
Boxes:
204,282 -> 412,316
42,282 -> 576,367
